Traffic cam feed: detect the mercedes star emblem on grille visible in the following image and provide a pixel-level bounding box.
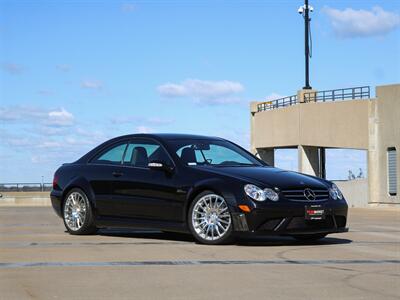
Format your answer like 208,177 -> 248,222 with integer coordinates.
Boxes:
304,188 -> 316,201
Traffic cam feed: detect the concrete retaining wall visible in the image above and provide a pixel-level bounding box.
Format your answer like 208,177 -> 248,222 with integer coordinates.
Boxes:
0,192 -> 51,206
333,179 -> 368,208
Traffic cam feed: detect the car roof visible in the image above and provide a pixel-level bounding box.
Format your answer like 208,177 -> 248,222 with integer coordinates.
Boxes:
116,133 -> 225,141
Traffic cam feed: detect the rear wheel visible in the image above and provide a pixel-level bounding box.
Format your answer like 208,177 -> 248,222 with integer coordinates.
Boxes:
63,188 -> 97,235
188,191 -> 234,245
292,233 -> 327,242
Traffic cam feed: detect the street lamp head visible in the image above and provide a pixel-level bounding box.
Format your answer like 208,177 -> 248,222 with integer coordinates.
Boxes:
298,4 -> 313,15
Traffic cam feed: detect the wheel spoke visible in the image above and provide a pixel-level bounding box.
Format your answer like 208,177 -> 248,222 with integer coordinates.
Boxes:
218,218 -> 230,225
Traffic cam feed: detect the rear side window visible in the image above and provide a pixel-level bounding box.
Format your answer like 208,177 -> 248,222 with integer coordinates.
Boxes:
124,143 -> 159,164
93,143 -> 128,165
123,139 -> 172,168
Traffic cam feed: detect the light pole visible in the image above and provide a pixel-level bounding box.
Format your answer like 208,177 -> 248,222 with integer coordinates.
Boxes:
298,0 -> 313,90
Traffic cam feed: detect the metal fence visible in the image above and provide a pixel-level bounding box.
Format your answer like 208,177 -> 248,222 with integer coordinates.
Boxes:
257,95 -> 298,112
0,183 -> 52,192
256,86 -> 370,113
304,86 -> 370,102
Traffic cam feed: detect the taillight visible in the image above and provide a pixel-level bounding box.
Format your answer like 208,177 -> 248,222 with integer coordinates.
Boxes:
52,175 -> 59,189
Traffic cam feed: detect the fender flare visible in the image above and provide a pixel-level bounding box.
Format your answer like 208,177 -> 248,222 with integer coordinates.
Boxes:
62,176 -> 97,214
183,177 -> 239,222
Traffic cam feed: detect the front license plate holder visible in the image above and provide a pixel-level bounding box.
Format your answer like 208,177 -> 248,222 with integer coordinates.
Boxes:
305,204 -> 325,220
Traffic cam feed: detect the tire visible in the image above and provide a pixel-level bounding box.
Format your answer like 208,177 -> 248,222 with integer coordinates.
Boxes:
188,191 -> 234,245
292,233 -> 327,242
62,188 -> 97,235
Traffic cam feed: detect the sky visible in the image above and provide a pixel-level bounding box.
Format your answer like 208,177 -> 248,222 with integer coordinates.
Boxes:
0,0 -> 399,183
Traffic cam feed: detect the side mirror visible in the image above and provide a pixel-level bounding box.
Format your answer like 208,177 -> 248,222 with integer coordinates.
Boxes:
148,161 -> 174,173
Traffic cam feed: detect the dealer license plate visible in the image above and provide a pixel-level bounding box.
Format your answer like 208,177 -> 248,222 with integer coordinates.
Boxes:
305,205 -> 325,220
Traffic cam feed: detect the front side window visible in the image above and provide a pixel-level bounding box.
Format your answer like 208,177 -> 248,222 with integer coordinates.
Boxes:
93,143 -> 128,165
123,140 -> 172,168
173,140 -> 262,167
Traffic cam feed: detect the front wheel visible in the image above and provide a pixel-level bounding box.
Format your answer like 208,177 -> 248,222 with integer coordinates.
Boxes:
291,233 -> 327,242
63,188 -> 97,235
188,191 -> 234,245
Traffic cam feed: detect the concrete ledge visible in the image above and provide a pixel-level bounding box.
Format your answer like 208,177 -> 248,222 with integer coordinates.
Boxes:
0,192 -> 51,207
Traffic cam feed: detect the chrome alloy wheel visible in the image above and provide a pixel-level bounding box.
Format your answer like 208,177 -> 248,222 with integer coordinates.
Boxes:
192,194 -> 231,241
64,192 -> 87,231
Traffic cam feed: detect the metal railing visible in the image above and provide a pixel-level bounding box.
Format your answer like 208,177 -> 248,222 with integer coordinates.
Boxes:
304,86 -> 370,102
255,86 -> 370,113
0,183 -> 52,192
257,95 -> 298,112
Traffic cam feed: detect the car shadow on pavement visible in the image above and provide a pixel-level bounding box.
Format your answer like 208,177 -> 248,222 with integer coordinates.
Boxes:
235,236 -> 352,247
98,228 -> 352,246
98,229 -> 195,243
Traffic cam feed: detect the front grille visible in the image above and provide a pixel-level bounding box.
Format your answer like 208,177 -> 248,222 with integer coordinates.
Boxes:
281,188 -> 329,202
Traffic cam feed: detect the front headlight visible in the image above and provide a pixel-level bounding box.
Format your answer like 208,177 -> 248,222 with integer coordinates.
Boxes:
329,183 -> 343,200
244,184 -> 279,202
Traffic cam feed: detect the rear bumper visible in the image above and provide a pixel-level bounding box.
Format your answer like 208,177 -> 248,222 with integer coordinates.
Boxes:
232,200 -> 348,236
50,189 -> 63,218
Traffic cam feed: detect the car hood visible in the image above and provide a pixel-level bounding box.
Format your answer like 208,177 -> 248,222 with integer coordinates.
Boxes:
202,166 -> 329,190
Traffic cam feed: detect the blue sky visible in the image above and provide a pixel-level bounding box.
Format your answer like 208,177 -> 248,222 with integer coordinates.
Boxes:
1,0 -> 399,182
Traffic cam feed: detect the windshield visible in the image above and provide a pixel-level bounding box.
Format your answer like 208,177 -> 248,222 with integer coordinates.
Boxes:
171,139 -> 263,167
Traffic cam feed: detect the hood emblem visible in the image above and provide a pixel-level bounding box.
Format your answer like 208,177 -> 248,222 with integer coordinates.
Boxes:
304,188 -> 316,201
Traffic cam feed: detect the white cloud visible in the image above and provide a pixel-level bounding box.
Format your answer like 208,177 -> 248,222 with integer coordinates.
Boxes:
135,125 -> 153,133
0,106 -> 44,121
111,116 -> 174,126
1,63 -> 24,74
0,105 -> 74,127
47,108 -> 74,126
81,80 -> 103,90
37,141 -> 63,149
323,6 -> 400,38
157,79 -> 244,105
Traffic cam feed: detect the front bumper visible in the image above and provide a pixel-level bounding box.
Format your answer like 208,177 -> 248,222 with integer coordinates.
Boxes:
231,200 -> 348,236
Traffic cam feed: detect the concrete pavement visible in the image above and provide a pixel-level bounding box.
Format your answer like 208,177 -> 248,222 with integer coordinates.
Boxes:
0,207 -> 399,299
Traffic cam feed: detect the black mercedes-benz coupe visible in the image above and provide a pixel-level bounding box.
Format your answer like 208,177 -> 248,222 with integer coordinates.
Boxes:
51,133 -> 348,245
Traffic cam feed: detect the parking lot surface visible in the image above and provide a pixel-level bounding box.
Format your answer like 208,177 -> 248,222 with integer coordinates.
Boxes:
0,207 -> 399,299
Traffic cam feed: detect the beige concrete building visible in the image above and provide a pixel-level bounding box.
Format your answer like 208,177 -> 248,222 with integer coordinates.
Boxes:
250,84 -> 400,206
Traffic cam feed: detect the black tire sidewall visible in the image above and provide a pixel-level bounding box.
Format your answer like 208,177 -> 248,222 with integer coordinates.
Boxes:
188,191 -> 234,245
62,188 -> 96,235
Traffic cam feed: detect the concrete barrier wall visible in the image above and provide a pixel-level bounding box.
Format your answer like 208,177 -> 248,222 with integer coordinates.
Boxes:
333,179 -> 368,208
0,191 -> 51,206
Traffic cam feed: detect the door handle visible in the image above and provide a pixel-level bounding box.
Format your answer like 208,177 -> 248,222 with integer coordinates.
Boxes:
112,171 -> 124,177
